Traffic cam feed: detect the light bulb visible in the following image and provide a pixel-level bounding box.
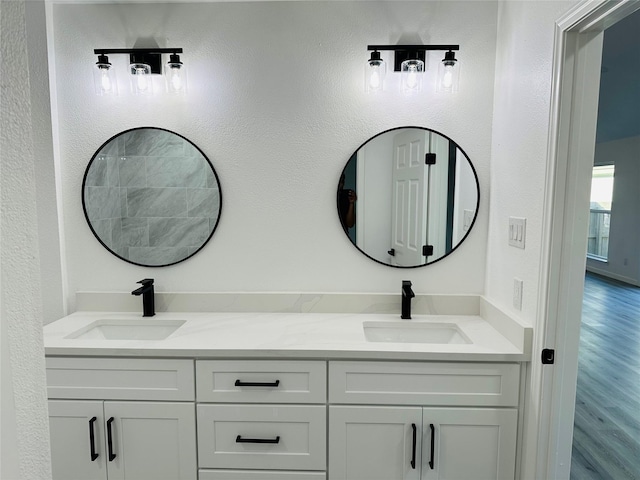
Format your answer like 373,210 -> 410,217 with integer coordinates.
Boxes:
136,68 -> 149,91
130,62 -> 152,95
93,54 -> 117,96
370,69 -> 381,90
100,68 -> 112,92
165,54 -> 187,94
364,51 -> 385,93
401,58 -> 424,94
170,69 -> 182,91
406,65 -> 418,89
442,65 -> 454,89
437,51 -> 459,93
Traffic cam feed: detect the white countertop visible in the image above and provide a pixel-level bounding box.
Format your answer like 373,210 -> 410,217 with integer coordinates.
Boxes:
44,311 -> 530,361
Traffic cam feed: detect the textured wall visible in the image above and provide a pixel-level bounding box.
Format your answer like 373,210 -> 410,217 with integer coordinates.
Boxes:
487,2 -> 577,478
0,1 -> 52,478
486,0 -> 576,320
51,1 -> 497,310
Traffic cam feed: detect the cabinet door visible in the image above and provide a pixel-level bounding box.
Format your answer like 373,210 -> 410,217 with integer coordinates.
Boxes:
104,401 -> 196,480
48,400 -> 107,480
329,406 -> 422,480
421,408 -> 517,480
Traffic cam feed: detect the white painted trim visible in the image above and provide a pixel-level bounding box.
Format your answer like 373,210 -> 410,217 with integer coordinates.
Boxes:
536,1 -> 640,479
585,265 -> 640,287
45,0 -> 69,317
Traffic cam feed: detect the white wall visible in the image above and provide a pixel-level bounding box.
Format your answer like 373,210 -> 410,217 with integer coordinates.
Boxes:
587,135 -> 640,285
49,1 -> 498,312
487,1 -> 578,478
487,0 -> 576,321
1,1 -> 53,478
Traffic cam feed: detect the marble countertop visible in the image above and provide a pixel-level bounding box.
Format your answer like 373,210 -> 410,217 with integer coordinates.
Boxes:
44,311 -> 530,361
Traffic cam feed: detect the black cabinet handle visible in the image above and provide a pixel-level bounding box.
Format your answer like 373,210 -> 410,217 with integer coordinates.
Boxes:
88,417 -> 99,461
234,379 -> 280,388
236,435 -> 281,444
411,423 -> 417,469
429,423 -> 435,469
106,417 -> 116,461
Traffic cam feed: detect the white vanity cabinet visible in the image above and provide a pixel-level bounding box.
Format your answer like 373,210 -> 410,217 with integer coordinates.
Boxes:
328,361 -> 520,480
45,355 -> 523,480
195,360 -> 327,480
46,357 -> 197,480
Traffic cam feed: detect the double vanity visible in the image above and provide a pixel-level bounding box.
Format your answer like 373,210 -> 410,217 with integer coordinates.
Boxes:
51,123 -> 525,479
44,296 -> 531,480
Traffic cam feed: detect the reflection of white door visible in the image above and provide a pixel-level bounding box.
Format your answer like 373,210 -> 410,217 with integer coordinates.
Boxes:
391,130 -> 428,266
427,134 -> 450,259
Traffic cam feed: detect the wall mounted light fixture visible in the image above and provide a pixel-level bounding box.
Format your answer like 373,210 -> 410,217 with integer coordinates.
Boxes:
365,45 -> 460,94
93,48 -> 186,96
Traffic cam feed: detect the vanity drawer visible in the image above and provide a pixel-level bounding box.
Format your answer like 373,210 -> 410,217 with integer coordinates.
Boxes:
196,360 -> 326,403
197,404 -> 326,471
329,361 -> 520,406
46,357 -> 195,401
199,470 -> 326,480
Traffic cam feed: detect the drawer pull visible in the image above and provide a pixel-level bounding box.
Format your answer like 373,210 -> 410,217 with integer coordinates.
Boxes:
235,435 -> 281,444
107,417 -> 116,461
410,423 -> 417,469
234,379 -> 280,388
429,423 -> 435,469
88,417 -> 99,461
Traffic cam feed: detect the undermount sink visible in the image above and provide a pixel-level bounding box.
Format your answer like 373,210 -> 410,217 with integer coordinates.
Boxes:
363,321 -> 472,344
65,319 -> 186,341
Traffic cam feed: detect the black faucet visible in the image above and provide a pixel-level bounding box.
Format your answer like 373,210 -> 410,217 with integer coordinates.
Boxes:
131,278 -> 155,317
401,280 -> 415,319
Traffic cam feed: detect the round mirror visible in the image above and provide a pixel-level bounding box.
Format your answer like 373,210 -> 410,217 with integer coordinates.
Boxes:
82,127 -> 222,267
338,126 -> 479,268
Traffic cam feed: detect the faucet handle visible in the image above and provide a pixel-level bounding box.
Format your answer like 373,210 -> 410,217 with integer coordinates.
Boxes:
402,280 -> 412,288
137,278 -> 154,286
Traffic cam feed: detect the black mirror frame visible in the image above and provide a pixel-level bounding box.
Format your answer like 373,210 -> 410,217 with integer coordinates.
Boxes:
82,126 -> 223,268
338,125 -> 480,268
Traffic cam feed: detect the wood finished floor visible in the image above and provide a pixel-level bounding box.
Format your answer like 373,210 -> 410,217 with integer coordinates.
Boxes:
570,272 -> 640,480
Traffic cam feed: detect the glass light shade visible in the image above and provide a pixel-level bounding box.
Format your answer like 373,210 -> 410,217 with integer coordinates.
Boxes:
165,61 -> 187,94
364,52 -> 386,93
130,63 -> 153,96
437,54 -> 460,93
401,59 -> 424,94
93,57 -> 117,96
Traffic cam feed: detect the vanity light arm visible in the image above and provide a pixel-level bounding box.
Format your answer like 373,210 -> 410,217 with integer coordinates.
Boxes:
93,48 -> 183,55
367,45 -> 459,52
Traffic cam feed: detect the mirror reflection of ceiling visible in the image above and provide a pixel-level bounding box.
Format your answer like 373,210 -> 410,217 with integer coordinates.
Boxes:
596,8 -> 640,144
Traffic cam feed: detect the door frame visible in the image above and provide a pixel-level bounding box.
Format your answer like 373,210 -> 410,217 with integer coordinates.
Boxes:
536,1 -> 640,478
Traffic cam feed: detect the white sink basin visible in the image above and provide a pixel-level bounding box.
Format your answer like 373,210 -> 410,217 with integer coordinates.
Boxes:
363,321 -> 471,344
65,319 -> 186,341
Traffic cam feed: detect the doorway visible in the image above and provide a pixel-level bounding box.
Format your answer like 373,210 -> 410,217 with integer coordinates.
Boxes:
538,1 -> 640,478
570,9 -> 640,478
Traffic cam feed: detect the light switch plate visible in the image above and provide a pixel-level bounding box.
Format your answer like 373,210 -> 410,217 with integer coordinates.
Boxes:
508,217 -> 526,249
513,278 -> 523,311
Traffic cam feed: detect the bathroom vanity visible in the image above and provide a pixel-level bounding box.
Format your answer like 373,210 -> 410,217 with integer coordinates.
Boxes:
44,303 -> 530,480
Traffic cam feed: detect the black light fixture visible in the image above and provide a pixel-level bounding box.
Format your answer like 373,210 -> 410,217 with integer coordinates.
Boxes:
93,54 -> 117,96
93,48 -> 185,96
365,44 -> 460,93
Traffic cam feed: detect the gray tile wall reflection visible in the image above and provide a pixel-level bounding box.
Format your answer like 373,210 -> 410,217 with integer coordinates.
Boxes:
84,129 -> 220,265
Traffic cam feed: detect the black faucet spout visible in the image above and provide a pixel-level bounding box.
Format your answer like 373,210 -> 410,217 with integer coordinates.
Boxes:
401,280 -> 415,319
131,278 -> 155,317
